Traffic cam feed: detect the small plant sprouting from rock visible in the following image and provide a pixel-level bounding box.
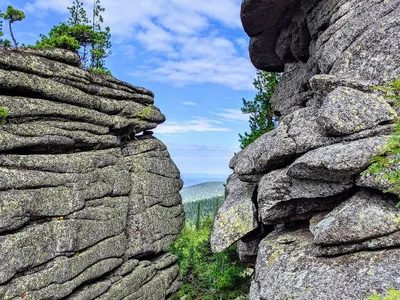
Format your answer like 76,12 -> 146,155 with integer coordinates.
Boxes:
362,79 -> 400,197
368,288 -> 400,300
136,105 -> 153,120
0,107 -> 8,127
0,6 -> 25,48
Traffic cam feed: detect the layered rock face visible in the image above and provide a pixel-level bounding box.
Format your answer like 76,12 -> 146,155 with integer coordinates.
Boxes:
212,0 -> 400,299
0,48 -> 184,299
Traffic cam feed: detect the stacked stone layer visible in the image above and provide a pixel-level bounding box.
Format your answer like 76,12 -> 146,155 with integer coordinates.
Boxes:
212,0 -> 400,299
0,48 -> 184,299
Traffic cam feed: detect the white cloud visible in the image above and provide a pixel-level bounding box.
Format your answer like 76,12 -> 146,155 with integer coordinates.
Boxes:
214,109 -> 249,122
155,117 -> 231,134
24,0 -> 256,90
24,0 -> 70,14
183,101 -> 197,106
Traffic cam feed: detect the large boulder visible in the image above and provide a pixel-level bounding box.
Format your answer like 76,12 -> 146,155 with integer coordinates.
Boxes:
251,228 -> 400,300
257,168 -> 352,223
317,87 -> 397,136
212,0 -> 400,298
0,49 -> 183,299
313,190 -> 400,245
287,137 -> 386,182
211,174 -> 258,253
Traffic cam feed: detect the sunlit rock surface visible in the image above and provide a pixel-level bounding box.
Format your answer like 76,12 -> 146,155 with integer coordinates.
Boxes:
0,48 -> 184,299
212,0 -> 400,299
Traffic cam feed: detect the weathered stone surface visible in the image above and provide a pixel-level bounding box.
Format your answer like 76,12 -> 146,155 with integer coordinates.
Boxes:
356,161 -> 400,196
288,137 -> 386,182
309,211 -> 329,236
313,190 -> 400,245
211,174 -> 258,253
0,49 -> 183,298
309,74 -> 376,97
214,1 -> 400,298
237,239 -> 260,266
251,228 -> 400,300
241,0 -> 312,71
317,87 -> 397,136
233,116 -> 297,175
258,168 -> 352,223
270,61 -> 317,115
233,107 -> 393,176
0,48 -> 165,153
326,1 -> 400,82
20,47 -> 82,66
313,229 -> 400,257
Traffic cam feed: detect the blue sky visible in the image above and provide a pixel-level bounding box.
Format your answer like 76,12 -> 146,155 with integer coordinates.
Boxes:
1,0 -> 257,177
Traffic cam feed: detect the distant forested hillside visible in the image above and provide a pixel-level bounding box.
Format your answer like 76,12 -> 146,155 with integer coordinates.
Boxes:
184,196 -> 224,223
180,182 -> 225,203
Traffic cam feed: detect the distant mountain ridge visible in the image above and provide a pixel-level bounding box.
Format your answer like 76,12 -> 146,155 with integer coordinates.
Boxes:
180,182 -> 225,203
181,173 -> 228,187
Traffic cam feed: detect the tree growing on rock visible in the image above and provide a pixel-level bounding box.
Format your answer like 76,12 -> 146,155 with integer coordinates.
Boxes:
239,71 -> 281,149
0,6 -> 25,48
34,0 -> 111,74
90,0 -> 111,72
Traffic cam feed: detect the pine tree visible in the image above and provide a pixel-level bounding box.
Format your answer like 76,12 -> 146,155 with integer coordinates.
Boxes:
90,0 -> 111,72
214,197 -> 220,218
67,0 -> 92,67
1,6 -> 25,48
195,202 -> 201,230
239,71 -> 281,149
0,10 -> 10,47
67,0 -> 89,26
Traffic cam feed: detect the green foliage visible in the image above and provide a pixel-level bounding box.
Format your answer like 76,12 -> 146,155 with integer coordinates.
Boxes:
195,202 -> 201,230
0,6 -> 25,48
373,79 -> 400,106
184,196 -> 224,223
90,0 -> 111,71
169,217 -> 251,300
88,66 -> 112,75
239,71 -> 281,149
136,105 -> 153,119
0,9 -> 11,47
0,107 -> 8,127
33,23 -> 80,51
68,0 -> 89,26
368,289 -> 400,300
362,79 -> 400,196
33,0 -> 111,73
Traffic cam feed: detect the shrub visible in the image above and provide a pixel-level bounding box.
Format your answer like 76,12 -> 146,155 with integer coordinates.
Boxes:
362,79 -> 400,196
368,289 -> 400,300
0,107 -> 8,127
169,217 -> 251,300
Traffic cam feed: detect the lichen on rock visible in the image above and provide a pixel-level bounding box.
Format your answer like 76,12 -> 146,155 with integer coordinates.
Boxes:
212,0 -> 400,299
0,48 -> 183,299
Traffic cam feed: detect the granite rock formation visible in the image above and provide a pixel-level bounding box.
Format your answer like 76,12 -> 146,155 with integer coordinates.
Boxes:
0,48 -> 184,299
212,0 -> 400,299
